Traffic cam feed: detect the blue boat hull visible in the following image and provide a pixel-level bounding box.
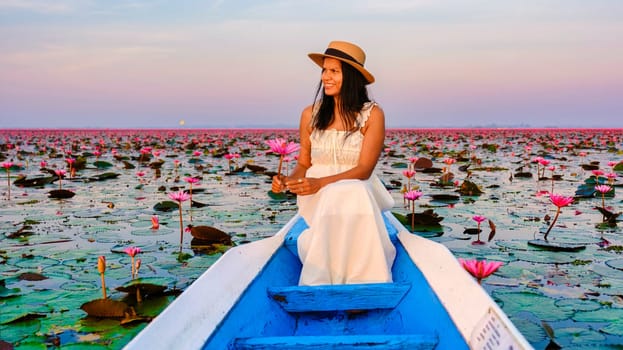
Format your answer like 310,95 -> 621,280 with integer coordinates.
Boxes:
125,212 -> 533,349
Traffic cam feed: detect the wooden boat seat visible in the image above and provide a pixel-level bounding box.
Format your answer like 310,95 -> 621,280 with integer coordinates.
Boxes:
283,212 -> 399,259
267,282 -> 411,312
231,333 -> 439,349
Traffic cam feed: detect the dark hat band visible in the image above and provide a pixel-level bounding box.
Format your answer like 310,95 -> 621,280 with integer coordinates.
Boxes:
324,48 -> 363,67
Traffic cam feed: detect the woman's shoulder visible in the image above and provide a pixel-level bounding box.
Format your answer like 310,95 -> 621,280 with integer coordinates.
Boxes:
358,101 -> 384,128
300,104 -> 315,132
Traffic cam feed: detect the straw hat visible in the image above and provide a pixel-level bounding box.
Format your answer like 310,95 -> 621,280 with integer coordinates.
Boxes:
308,41 -> 375,84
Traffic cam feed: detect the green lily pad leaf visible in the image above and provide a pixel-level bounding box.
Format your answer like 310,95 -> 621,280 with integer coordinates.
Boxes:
48,189 -> 76,199
575,184 -> 596,198
60,281 -> 98,292
554,298 -> 602,312
0,302 -> 51,325
133,294 -> 177,317
601,320 -> 623,336
605,258 -> 623,271
88,172 -> 120,181
574,309 -> 623,335
92,161 -> 113,169
0,318 -> 41,343
492,290 -> 574,321
153,201 -> 179,212
527,239 -> 587,252
505,317 -> 547,344
14,256 -> 60,269
613,162 -> 623,172
513,250 -> 579,264
555,327 -> 606,344
590,263 -> 623,279
130,227 -> 173,236
0,285 -> 21,298
267,190 -> 288,200
390,162 -> 408,168
78,317 -> 120,333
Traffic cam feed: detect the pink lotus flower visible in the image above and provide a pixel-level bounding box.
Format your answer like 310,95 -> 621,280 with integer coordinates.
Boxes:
404,190 -> 423,231
124,246 -> 141,279
124,246 -> 141,257
443,158 -> 456,165
402,170 -> 416,179
595,184 -> 612,218
40,160 -> 47,168
402,169 -> 416,198
224,153 -> 240,171
595,184 -> 612,194
266,138 -> 300,176
184,177 -> 200,184
168,190 -> 190,253
458,258 -> 503,284
472,215 -> 487,245
168,190 -> 191,203
54,169 -> 66,190
2,162 -> 13,199
544,194 -> 574,240
592,170 -> 604,177
184,177 -> 200,220
404,190 -> 423,201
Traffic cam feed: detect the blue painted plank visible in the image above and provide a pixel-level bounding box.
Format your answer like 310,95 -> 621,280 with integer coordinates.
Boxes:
267,283 -> 411,312
231,334 -> 438,350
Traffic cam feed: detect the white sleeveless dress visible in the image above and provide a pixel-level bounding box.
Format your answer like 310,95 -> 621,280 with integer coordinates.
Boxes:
296,102 -> 396,286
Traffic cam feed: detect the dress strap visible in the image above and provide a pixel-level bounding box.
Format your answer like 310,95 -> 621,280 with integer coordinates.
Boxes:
356,101 -> 377,129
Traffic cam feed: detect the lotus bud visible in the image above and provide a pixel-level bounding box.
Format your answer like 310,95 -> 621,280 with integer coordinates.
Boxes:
97,256 -> 106,274
151,215 -> 159,229
135,259 -> 141,274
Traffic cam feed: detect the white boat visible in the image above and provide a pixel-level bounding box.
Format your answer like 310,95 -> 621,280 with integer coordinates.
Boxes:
125,211 -> 533,349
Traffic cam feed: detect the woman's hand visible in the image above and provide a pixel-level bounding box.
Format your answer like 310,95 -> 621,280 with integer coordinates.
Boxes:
272,175 -> 287,193
285,177 -> 321,196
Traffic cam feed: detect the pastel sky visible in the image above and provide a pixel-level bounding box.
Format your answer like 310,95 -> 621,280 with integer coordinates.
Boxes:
1,0 -> 622,129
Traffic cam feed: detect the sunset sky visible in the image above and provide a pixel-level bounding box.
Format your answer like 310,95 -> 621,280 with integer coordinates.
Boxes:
1,0 -> 622,129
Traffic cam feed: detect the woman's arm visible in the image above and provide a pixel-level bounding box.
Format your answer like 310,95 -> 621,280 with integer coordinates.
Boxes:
271,106 -> 313,193
286,105 -> 386,195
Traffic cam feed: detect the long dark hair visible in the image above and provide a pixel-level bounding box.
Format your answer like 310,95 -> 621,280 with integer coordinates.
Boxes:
312,60 -> 370,135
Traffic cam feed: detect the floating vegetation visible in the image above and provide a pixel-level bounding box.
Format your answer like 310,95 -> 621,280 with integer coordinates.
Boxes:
1,128 -> 622,349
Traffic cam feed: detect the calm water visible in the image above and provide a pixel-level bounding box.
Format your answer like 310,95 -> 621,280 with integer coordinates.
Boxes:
1,128 -> 622,349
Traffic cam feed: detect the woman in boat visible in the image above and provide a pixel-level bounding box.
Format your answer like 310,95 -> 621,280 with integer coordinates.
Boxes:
272,40 -> 396,286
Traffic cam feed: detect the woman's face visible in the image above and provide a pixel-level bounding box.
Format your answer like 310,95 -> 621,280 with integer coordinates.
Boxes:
321,57 -> 343,97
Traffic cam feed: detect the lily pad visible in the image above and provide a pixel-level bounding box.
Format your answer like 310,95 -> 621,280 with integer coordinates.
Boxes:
88,172 -> 120,181
153,201 -> 179,212
80,299 -> 129,318
492,290 -> 574,321
48,189 -> 76,199
92,161 -> 113,169
527,239 -> 587,252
